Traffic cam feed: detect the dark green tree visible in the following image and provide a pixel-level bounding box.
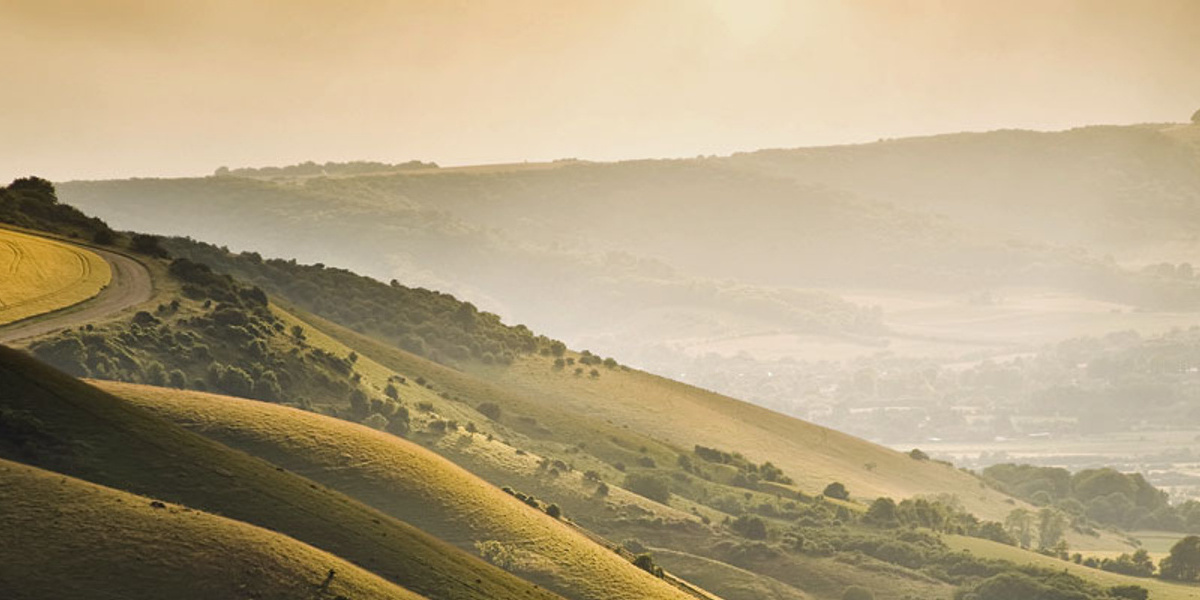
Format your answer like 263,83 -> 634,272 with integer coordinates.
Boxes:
864,497 -> 899,527
823,482 -> 849,500
624,472 -> 670,504
1161,535 -> 1200,581
730,515 -> 767,540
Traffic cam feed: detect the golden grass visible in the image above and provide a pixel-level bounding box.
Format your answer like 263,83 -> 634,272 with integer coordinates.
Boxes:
650,548 -> 811,600
270,304 -> 723,524
101,380 -> 707,600
0,458 -> 426,600
945,534 -> 1200,600
473,353 -> 1028,521
0,347 -> 560,600
0,227 -> 110,325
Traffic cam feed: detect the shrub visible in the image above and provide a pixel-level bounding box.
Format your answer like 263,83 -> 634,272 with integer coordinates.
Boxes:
864,497 -> 899,527
842,586 -> 874,600
92,228 -> 116,245
363,413 -> 389,430
387,407 -> 411,437
1109,585 -> 1149,600
908,448 -> 930,461
131,233 -> 169,258
731,515 -> 768,540
546,504 -> 562,519
477,402 -> 502,421
625,472 -> 671,504
218,366 -> 254,398
632,553 -> 663,577
823,482 -> 850,500
348,389 -> 370,419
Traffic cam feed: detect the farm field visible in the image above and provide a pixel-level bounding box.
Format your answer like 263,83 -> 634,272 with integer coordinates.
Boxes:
683,287 -> 1200,363
0,227 -> 110,325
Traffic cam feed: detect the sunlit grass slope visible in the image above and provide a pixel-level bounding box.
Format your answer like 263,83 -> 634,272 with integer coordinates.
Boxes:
0,227 -> 110,324
276,303 -> 1021,521
0,458 -> 426,600
0,347 -> 562,600
103,380 -> 708,600
945,535 -> 1200,600
649,548 -> 811,600
474,354 -> 1023,521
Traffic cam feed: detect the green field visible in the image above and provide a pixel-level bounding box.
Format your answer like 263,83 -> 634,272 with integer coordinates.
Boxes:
0,227 -> 110,325
0,458 -> 426,600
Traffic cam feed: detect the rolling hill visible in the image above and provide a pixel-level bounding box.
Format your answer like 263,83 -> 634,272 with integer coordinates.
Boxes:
0,345 -> 564,600
99,379 -> 707,600
0,458 -> 427,600
3,177 -> 1169,600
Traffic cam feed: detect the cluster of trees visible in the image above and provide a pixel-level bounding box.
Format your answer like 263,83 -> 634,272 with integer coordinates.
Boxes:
1064,536 -> 1200,586
689,444 -> 794,487
162,237 -> 556,366
779,523 -> 1144,600
214,160 -> 438,178
984,464 -> 1200,532
29,255 -> 389,424
0,177 -> 115,243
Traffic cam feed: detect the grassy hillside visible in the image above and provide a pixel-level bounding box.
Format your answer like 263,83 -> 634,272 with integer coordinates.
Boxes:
0,346 -> 563,600
0,458 -> 426,600
471,352 -> 1021,521
727,124 -> 1200,253
100,380 -> 707,600
253,304 -> 1073,600
648,548 -> 811,600
945,534 -> 1200,600
0,226 -> 111,325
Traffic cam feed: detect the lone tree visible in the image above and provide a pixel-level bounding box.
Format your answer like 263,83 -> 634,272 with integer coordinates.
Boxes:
1161,535 -> 1200,581
1193,107 -> 1200,124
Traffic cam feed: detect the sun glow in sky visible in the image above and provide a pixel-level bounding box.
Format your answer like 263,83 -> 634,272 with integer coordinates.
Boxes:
1,0 -> 1198,181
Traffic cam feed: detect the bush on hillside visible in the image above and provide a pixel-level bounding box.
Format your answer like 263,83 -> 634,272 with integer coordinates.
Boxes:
625,472 -> 671,504
823,482 -> 850,500
842,586 -> 874,600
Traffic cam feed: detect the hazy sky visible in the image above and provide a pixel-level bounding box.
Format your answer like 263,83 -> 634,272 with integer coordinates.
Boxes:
2,0 -> 1198,181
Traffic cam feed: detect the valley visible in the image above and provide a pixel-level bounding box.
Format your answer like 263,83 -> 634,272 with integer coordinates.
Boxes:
5,121 -> 1200,600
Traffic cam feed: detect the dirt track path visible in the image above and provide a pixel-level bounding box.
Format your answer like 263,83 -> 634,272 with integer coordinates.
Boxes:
0,243 -> 153,344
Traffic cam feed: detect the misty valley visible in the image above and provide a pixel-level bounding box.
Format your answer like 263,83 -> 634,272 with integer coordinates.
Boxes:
5,3 -> 1200,599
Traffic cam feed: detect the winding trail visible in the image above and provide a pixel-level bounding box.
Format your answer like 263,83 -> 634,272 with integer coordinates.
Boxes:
0,240 -> 153,344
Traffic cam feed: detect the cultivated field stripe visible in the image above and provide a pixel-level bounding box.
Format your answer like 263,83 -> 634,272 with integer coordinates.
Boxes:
0,228 -> 111,325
